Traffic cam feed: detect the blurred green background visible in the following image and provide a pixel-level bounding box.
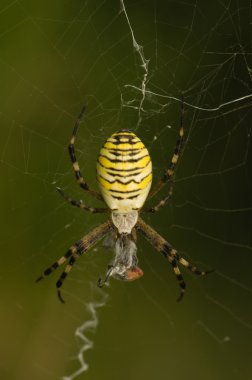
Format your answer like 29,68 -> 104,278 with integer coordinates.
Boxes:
0,1 -> 251,379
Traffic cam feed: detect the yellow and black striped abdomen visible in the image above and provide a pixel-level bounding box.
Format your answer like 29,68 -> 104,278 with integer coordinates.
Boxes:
97,130 -> 152,212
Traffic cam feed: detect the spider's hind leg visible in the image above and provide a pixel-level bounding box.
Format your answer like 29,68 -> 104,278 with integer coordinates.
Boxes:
147,97 -> 185,201
68,105 -> 104,202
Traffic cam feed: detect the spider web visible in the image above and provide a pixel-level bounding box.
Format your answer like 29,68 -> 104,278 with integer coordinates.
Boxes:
0,1 -> 251,379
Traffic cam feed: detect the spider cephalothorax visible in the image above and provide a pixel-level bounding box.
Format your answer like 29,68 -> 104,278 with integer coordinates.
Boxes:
111,211 -> 138,234
36,105 -> 212,303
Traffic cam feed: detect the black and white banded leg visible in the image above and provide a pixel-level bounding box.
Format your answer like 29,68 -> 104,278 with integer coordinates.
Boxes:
36,219 -> 113,303
57,187 -> 107,214
148,99 -> 185,200
136,217 -> 212,301
68,105 -> 104,202
143,184 -> 174,213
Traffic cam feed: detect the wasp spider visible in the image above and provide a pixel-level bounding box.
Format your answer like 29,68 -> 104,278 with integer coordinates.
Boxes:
36,105 -> 212,303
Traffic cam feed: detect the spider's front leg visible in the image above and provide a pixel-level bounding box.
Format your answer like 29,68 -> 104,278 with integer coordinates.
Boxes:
36,219 -> 113,303
136,217 -> 213,301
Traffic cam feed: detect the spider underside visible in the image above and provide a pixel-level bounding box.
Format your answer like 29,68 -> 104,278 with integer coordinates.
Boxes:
36,104 -> 212,303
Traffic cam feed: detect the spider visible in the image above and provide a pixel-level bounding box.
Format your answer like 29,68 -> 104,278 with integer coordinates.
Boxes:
36,104 -> 212,303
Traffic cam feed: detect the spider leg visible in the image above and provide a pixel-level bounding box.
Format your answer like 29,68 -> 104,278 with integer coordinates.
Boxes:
175,254 -> 214,276
56,256 -> 77,303
142,184 -> 173,213
148,98 -> 184,200
69,105 -> 104,202
36,219 -> 113,303
36,249 -> 73,282
56,187 -> 108,213
136,217 -> 212,301
97,265 -> 114,288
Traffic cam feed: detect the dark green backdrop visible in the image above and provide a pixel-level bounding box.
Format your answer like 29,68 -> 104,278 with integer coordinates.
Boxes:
0,1 -> 251,380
